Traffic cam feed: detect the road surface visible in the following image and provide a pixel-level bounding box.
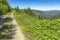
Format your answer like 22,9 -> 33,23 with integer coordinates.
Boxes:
11,12 -> 25,40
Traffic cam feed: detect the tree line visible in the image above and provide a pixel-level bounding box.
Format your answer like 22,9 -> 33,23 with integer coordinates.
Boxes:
14,6 -> 60,20
0,0 -> 60,20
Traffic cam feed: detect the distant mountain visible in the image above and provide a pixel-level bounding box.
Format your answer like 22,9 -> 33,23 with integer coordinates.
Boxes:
32,10 -> 60,19
32,10 -> 44,16
33,10 -> 60,15
20,9 -> 60,19
44,10 -> 60,15
44,10 -> 60,18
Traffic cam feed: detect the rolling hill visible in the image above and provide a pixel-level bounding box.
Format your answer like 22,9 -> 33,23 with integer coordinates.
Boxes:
32,10 -> 60,19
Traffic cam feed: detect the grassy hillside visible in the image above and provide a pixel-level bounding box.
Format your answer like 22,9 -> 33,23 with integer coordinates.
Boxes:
14,10 -> 60,40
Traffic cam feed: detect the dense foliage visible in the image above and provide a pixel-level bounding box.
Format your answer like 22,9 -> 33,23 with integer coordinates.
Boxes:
0,0 -> 11,17
14,11 -> 60,40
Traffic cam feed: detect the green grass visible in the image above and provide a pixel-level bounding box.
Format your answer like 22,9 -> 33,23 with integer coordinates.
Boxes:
14,12 -> 60,40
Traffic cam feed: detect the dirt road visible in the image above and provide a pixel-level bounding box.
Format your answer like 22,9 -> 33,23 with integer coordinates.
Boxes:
11,12 -> 25,40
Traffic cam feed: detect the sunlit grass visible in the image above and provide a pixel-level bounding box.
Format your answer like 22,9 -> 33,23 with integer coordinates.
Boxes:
14,12 -> 60,40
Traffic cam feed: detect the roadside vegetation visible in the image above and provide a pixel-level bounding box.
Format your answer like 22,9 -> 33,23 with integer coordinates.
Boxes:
14,8 -> 60,40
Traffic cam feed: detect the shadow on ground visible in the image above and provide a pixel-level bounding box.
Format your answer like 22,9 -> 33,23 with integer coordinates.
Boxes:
0,17 -> 16,40
0,18 -> 6,26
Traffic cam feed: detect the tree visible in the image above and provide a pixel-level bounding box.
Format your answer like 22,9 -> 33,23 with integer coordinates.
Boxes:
0,0 -> 11,17
27,7 -> 33,15
15,6 -> 19,11
14,6 -> 21,12
24,7 -> 35,16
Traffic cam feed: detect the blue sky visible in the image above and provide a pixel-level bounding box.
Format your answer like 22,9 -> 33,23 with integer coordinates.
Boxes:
7,0 -> 60,11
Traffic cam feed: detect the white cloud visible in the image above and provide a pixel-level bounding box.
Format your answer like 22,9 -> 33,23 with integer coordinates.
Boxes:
31,6 -> 60,11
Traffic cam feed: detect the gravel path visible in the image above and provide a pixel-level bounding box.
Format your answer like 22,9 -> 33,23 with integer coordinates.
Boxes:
11,12 -> 25,40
